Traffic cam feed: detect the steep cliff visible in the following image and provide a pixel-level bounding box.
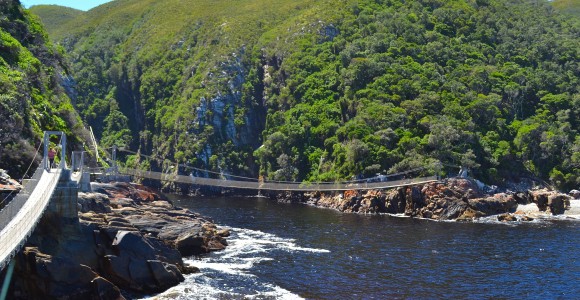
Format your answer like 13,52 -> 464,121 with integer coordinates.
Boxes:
0,0 -> 89,177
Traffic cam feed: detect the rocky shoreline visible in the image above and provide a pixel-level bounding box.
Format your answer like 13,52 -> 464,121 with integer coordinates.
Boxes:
10,182 -> 228,300
5,177 -> 578,299
274,178 -> 578,222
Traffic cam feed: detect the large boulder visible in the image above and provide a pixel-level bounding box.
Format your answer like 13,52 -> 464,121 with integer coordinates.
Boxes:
468,193 -> 518,216
359,190 -> 386,213
78,192 -> 112,213
91,277 -> 124,300
497,213 -> 517,222
569,189 -> 580,200
148,260 -> 184,289
513,191 -> 533,204
112,230 -> 157,259
547,194 -> 571,215
337,190 -> 360,212
384,188 -> 406,214
100,230 -> 188,293
531,190 -> 551,211
174,233 -> 206,256
313,193 -> 342,211
413,179 -> 473,220
438,200 -> 469,220
102,255 -> 133,288
15,247 -> 125,300
456,208 -> 485,221
156,222 -> 227,256
404,186 -> 425,216
428,178 -> 482,200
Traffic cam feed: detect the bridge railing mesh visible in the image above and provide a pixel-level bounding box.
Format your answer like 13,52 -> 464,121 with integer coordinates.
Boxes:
0,163 -> 44,230
0,161 -> 61,270
119,167 -> 437,192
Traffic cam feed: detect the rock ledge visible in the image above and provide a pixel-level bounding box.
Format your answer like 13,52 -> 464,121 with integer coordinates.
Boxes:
11,182 -> 227,299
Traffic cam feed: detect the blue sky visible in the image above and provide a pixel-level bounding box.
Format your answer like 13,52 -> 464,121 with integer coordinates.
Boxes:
21,0 -> 112,11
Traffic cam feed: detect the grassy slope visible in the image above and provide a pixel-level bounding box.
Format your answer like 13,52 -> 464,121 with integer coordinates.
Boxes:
28,5 -> 83,37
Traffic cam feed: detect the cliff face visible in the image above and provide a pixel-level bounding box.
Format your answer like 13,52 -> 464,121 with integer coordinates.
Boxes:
31,0 -> 329,182
0,0 -> 88,177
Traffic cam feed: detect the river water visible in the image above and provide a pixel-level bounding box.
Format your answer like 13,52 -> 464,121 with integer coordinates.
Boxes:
146,196 -> 580,299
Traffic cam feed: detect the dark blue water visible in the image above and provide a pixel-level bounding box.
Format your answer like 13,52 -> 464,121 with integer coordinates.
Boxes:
147,196 -> 580,299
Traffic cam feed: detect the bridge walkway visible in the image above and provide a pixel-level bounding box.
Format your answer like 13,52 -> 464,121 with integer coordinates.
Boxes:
119,167 -> 438,192
0,131 -> 67,271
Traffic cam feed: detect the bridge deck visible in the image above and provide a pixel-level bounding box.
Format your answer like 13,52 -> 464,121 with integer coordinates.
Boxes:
0,169 -> 60,270
120,168 -> 437,192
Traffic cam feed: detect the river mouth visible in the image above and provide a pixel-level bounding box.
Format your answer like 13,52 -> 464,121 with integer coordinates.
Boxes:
143,195 -> 580,299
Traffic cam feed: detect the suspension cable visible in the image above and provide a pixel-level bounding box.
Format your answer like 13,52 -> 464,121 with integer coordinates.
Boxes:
1,138 -> 43,204
113,147 -> 434,185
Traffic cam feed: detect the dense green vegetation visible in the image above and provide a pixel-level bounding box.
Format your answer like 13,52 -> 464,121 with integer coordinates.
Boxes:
33,0 -> 580,189
0,0 -> 87,177
256,0 -> 580,189
552,0 -> 580,16
28,5 -> 83,37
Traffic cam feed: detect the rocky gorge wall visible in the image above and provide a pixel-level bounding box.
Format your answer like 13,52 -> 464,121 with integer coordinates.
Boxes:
276,178 -> 576,222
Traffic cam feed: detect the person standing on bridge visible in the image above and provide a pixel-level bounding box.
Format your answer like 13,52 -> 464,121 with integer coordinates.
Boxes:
48,147 -> 56,168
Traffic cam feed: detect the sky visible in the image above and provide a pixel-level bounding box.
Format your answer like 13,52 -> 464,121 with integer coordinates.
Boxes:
20,0 -> 113,11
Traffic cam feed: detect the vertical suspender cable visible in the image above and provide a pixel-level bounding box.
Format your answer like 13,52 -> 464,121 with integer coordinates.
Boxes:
0,259 -> 15,300
89,127 -> 100,166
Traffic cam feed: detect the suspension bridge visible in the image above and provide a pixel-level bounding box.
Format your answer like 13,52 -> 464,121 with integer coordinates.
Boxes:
112,147 -> 438,192
119,167 -> 437,192
0,132 -> 68,280
0,131 -> 439,280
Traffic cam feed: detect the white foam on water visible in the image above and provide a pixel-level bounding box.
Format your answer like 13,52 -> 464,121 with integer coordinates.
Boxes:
190,257 -> 272,276
225,227 -> 331,254
246,284 -> 304,300
141,227 -> 329,299
140,275 -> 230,300
142,273 -> 301,300
565,200 -> 580,218
462,201 -> 580,225
515,203 -> 542,214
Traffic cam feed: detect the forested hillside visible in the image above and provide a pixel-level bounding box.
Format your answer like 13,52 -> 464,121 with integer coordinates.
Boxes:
33,0 -> 580,189
0,0 -> 88,177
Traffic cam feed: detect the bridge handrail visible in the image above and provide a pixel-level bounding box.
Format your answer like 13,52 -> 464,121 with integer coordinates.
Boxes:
0,162 -> 61,270
119,167 -> 437,192
0,163 -> 44,229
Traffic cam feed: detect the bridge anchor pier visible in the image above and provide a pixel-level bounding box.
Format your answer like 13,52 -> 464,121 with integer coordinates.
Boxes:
46,169 -> 79,226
